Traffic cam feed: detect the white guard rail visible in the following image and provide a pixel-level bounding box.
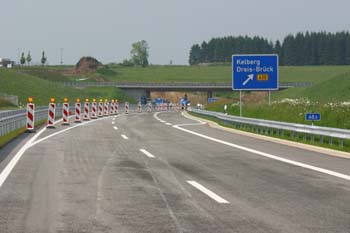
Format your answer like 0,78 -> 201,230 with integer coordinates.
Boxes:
189,109 -> 350,148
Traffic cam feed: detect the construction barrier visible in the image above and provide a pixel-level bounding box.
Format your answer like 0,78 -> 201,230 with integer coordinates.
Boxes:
47,101 -> 56,128
83,101 -> 90,121
62,102 -> 70,125
115,102 -> 119,115
104,101 -> 109,116
26,101 -> 35,131
138,103 -> 142,113
75,102 -> 82,123
125,102 -> 129,114
98,100 -> 103,117
110,100 -> 115,115
147,103 -> 152,113
91,101 -> 97,119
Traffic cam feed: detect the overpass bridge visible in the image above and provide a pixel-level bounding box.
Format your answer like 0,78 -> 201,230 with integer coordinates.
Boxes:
62,81 -> 313,100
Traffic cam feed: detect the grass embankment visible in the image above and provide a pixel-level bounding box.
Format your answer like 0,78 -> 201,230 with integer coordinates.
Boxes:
0,68 -> 134,107
189,112 -> 350,152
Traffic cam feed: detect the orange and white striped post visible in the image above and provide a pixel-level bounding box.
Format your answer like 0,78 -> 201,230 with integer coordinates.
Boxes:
115,100 -> 119,115
91,99 -> 97,119
147,102 -> 152,113
104,99 -> 109,116
125,102 -> 129,114
83,98 -> 90,121
62,97 -> 70,125
47,97 -> 56,128
110,99 -> 115,115
26,97 -> 35,132
75,98 -> 82,123
98,99 -> 103,117
138,102 -> 142,113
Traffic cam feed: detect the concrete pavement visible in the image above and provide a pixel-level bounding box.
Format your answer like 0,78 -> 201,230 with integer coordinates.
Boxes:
0,112 -> 349,232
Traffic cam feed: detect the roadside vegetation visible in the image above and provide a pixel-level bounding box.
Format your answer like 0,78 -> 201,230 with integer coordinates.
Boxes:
0,68 -> 133,107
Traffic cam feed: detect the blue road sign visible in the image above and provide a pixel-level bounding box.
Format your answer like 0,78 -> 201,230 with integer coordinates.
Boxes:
208,98 -> 219,104
232,54 -> 279,91
305,113 -> 321,121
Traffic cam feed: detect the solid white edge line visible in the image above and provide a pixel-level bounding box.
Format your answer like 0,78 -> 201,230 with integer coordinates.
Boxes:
187,180 -> 229,204
173,125 -> 350,181
139,149 -> 155,158
0,127 -> 46,188
121,134 -> 128,140
166,123 -> 172,126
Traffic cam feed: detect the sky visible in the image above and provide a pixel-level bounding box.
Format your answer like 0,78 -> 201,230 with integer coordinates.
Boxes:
0,0 -> 349,65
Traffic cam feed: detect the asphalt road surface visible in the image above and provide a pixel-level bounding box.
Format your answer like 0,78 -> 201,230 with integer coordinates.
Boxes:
0,111 -> 350,233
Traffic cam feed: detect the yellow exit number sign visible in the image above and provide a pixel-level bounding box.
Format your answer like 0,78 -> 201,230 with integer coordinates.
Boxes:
257,74 -> 269,81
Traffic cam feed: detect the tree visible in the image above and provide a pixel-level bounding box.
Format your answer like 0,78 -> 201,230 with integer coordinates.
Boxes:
131,40 -> 149,67
41,50 -> 47,65
20,52 -> 26,66
26,51 -> 32,65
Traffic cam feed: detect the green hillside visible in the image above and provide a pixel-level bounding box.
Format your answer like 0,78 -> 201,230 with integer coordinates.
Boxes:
0,69 -> 132,107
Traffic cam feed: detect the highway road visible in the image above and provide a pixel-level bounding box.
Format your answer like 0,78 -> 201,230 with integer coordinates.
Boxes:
0,111 -> 350,233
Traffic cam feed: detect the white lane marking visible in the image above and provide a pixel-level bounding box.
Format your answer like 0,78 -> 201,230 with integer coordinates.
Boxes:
121,134 -> 129,140
0,116 -> 73,188
160,120 -> 166,123
181,111 -> 205,124
112,121 -> 115,124
112,118 -> 116,121
113,126 -> 118,130
139,149 -> 155,158
0,127 -> 46,188
173,125 -> 350,181
187,180 -> 229,204
166,123 -> 172,126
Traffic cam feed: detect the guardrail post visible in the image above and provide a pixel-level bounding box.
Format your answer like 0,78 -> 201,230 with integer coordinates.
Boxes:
339,139 -> 344,148
329,137 -> 333,145
320,135 -> 323,144
303,133 -> 306,141
311,134 -> 315,143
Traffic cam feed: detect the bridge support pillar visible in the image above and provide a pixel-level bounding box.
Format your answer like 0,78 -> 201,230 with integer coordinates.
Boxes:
207,91 -> 213,101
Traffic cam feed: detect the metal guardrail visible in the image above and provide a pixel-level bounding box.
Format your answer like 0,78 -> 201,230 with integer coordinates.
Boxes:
0,106 -> 74,137
61,81 -> 313,89
189,109 -> 350,148
0,104 -> 139,137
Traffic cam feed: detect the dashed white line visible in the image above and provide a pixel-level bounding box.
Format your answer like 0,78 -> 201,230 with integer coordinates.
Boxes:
187,180 -> 229,204
112,121 -> 115,124
139,149 -> 155,158
113,126 -> 118,130
121,134 -> 128,140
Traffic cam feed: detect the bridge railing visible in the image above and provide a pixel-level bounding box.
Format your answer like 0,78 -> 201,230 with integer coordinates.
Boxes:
61,81 -> 313,88
188,108 -> 350,149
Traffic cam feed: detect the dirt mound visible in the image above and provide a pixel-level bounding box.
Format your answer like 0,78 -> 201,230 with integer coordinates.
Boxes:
75,57 -> 102,74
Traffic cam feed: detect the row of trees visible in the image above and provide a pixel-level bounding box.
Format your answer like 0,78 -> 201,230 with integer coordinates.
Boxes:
189,32 -> 350,66
20,51 -> 47,66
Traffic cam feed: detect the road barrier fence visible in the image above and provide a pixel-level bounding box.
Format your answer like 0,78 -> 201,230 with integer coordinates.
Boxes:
189,108 -> 350,148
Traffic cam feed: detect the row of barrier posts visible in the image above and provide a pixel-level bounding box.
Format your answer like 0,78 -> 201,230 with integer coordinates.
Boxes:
25,97 -> 181,132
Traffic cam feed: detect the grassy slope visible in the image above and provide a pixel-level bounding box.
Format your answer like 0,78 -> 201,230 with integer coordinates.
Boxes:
0,69 -> 133,106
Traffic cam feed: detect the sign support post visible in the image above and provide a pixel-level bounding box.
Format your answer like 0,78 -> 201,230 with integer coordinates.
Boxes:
239,91 -> 242,117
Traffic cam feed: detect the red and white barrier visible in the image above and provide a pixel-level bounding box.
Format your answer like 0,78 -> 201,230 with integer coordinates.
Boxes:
91,101 -> 97,119
47,103 -> 56,128
83,102 -> 90,121
104,102 -> 109,116
98,101 -> 103,117
125,102 -> 129,114
75,102 -> 82,123
110,101 -> 115,115
115,102 -> 119,115
26,102 -> 35,131
138,103 -> 142,113
147,103 -> 152,113
62,102 -> 69,125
